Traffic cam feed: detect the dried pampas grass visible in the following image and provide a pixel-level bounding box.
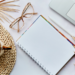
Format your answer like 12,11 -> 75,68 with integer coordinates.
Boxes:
0,0 -> 19,23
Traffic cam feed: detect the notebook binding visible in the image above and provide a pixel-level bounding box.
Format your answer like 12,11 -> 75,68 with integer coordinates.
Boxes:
17,42 -> 52,75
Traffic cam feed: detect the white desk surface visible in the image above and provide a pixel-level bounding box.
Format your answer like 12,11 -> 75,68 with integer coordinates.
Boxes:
1,0 -> 75,75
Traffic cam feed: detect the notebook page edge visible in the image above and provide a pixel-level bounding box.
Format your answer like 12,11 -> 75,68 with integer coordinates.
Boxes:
16,14 -> 74,74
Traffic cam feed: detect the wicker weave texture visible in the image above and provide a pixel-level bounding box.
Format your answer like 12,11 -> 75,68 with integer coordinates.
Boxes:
0,24 -> 16,75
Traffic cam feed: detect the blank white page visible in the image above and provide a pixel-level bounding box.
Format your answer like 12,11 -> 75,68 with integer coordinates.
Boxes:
17,16 -> 74,75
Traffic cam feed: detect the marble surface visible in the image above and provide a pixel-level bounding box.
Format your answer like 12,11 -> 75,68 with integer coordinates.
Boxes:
1,0 -> 75,75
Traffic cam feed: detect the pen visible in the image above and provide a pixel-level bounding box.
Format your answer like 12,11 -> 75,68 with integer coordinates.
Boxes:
0,45 -> 12,50
49,16 -> 75,41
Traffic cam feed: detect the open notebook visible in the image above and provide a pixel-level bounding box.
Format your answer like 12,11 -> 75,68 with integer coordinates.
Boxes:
16,15 -> 75,75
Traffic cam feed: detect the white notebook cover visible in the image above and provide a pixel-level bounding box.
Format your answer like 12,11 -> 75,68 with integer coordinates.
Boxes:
16,15 -> 75,75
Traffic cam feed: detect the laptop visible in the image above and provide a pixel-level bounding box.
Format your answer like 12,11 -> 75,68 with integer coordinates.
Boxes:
49,0 -> 75,25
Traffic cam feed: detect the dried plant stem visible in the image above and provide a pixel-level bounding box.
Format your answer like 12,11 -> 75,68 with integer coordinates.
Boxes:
0,4 -> 20,7
0,0 -> 19,23
0,10 -> 15,19
0,0 -> 5,3
0,12 -> 11,23
0,0 -> 19,5
0,7 -> 19,12
0,14 -> 9,22
0,18 -> 3,22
